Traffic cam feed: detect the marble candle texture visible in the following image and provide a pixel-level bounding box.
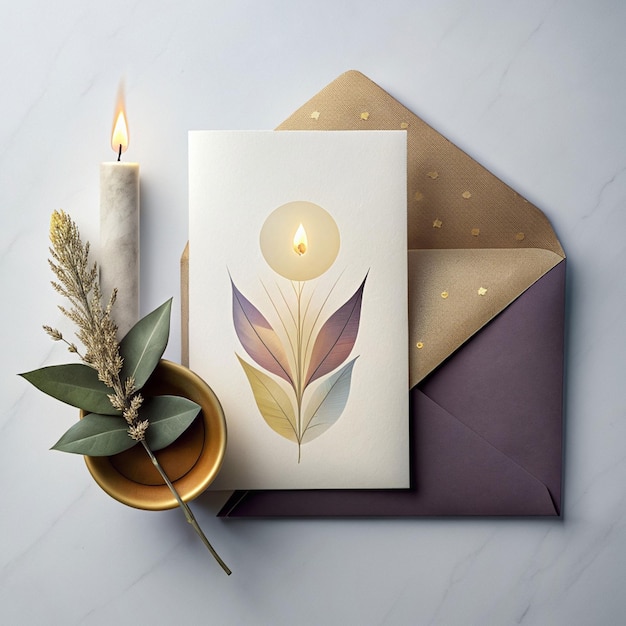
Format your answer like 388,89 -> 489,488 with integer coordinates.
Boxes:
99,161 -> 140,338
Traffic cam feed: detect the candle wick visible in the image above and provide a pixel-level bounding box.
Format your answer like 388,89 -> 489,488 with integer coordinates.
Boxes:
117,144 -> 122,162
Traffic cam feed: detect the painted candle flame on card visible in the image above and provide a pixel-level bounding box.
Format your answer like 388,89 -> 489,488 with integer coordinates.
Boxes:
231,201 -> 366,462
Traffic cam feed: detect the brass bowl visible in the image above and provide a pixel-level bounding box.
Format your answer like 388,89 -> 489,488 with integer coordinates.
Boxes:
83,359 -> 226,510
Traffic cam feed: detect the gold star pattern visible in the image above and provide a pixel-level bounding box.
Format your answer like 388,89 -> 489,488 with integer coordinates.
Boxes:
515,232 -> 526,241
478,287 -> 488,296
462,191 -> 472,199
427,171 -> 439,180
416,341 -> 424,349
471,228 -> 480,237
310,111 -> 320,120
433,218 -> 443,228
414,191 -> 424,201
441,291 -> 449,299
400,122 -> 409,129
360,112 -> 370,120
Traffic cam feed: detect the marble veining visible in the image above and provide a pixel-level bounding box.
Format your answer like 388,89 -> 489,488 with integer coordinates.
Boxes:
2,1 -> 626,625
584,166 -> 626,219
484,3 -> 556,114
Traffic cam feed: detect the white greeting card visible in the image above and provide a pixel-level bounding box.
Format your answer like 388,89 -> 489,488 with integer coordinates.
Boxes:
188,130 -> 408,489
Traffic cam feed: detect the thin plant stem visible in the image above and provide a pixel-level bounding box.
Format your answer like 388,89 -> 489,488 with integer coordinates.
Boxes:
295,281 -> 304,462
302,270 -> 344,366
140,440 -> 232,576
261,280 -> 297,377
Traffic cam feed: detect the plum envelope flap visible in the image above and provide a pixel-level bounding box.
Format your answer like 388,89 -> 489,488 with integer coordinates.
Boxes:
221,391 -> 556,517
219,261 -> 564,517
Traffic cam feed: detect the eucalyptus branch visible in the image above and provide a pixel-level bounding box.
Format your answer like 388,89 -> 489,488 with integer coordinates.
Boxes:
40,210 -> 231,574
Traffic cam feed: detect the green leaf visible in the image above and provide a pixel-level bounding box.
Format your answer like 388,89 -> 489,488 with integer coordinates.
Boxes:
119,298 -> 172,390
19,364 -> 119,415
50,395 -> 200,456
51,413 -> 135,455
142,395 -> 202,451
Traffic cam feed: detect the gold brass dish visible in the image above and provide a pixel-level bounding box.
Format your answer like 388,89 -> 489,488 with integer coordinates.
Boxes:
83,359 -> 226,510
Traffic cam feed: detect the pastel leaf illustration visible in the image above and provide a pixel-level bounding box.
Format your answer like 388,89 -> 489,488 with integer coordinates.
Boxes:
231,278 -> 294,386
237,355 -> 298,443
120,298 -> 172,390
19,364 -> 120,415
51,413 -> 135,456
305,274 -> 366,387
302,358 -> 357,444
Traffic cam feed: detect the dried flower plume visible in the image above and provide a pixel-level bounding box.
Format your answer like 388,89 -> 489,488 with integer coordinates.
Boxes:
47,210 -> 145,440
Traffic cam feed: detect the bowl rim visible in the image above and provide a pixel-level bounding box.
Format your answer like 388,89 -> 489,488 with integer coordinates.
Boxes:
83,359 -> 227,510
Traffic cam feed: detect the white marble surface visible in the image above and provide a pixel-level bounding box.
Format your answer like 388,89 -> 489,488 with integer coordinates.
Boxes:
2,1 -> 625,624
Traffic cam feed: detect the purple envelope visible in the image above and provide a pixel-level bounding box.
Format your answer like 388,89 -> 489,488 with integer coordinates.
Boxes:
180,71 -> 566,517
218,260 -> 564,516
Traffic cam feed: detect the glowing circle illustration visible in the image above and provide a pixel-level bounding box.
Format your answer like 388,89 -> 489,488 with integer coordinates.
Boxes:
259,201 -> 340,281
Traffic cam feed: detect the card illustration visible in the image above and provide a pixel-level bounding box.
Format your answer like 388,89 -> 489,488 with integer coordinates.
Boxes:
230,201 -> 366,462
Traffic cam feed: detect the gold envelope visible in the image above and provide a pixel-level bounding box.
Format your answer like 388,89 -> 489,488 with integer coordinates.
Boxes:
182,70 -> 566,516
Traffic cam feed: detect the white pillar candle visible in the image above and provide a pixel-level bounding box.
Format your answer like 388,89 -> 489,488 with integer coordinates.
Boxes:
100,104 -> 140,339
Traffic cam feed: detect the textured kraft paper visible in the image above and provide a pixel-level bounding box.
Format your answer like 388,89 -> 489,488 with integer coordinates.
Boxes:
181,70 -> 566,516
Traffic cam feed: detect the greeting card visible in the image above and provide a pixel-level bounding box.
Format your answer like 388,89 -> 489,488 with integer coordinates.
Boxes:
188,130 -> 408,489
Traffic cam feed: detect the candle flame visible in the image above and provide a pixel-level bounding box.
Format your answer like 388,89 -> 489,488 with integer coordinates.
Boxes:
111,110 -> 128,154
293,223 -> 308,256
111,85 -> 129,156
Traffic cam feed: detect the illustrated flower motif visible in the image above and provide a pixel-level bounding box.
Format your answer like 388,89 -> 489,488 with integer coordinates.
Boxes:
234,201 -> 365,462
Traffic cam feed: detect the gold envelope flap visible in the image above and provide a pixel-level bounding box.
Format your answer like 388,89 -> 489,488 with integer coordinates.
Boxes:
276,71 -> 565,385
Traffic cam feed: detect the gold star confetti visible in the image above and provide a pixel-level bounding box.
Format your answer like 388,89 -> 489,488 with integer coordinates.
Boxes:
360,112 -> 370,120
310,111 -> 320,120
478,287 -> 488,296
427,171 -> 439,180
416,341 -> 424,349
400,122 -> 409,129
441,291 -> 449,299
433,218 -> 442,228
462,191 -> 472,199
515,232 -> 526,241
471,228 -> 480,237
414,191 -> 424,201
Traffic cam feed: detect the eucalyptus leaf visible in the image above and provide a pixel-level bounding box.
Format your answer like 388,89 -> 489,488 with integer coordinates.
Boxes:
119,298 -> 172,390
142,395 -> 202,451
19,364 -> 119,415
51,413 -> 135,456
